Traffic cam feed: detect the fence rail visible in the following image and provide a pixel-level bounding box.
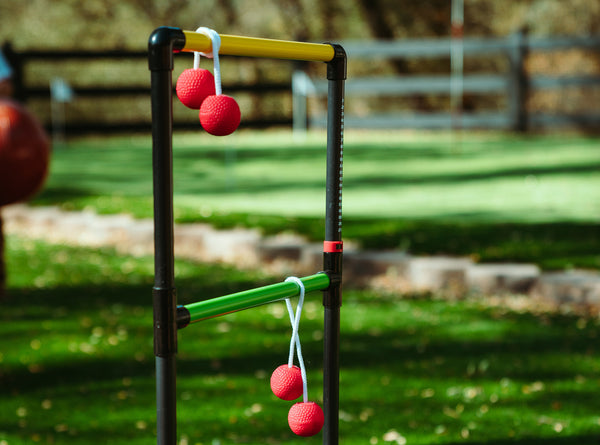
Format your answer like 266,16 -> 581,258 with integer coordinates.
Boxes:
4,33 -> 600,135
295,32 -> 600,132
341,35 -> 600,57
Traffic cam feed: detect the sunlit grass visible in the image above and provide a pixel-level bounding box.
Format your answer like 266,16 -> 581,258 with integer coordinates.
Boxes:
3,238 -> 600,444
32,131 -> 600,269
40,130 -> 600,220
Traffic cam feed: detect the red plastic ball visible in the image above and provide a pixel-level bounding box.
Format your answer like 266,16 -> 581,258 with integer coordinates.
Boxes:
288,402 -> 324,437
0,100 -> 50,207
270,365 -> 303,401
176,68 -> 215,109
199,95 -> 241,136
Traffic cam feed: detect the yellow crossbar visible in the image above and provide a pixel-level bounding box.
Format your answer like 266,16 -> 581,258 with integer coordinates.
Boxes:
182,30 -> 335,62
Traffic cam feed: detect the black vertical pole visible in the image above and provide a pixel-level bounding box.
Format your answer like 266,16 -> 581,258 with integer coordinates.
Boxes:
148,26 -> 186,445
323,44 -> 346,445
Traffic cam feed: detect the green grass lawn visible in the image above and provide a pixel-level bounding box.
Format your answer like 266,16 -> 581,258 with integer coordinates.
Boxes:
3,237 -> 600,444
32,130 -> 600,269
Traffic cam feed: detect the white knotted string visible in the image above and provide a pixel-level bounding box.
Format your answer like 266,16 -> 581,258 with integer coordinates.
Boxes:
284,276 -> 308,403
192,47 -> 202,70
195,27 -> 222,95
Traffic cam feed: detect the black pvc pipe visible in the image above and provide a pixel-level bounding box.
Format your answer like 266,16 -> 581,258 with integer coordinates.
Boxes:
149,26 -> 185,445
322,44 -> 346,445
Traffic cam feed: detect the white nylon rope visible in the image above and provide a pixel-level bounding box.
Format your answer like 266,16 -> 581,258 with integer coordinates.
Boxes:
284,276 -> 308,403
195,27 -> 222,95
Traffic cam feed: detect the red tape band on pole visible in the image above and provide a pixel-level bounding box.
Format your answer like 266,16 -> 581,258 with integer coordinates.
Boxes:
323,241 -> 343,253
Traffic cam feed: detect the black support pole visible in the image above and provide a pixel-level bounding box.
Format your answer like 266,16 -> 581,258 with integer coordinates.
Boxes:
148,27 -> 186,445
323,44 -> 346,445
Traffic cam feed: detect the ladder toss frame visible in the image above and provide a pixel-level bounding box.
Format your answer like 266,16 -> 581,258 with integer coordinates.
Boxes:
148,26 -> 346,445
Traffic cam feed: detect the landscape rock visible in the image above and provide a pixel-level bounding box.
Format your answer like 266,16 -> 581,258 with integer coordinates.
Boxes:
344,250 -> 411,287
467,263 -> 541,295
4,204 -> 600,311
533,271 -> 600,306
407,256 -> 473,295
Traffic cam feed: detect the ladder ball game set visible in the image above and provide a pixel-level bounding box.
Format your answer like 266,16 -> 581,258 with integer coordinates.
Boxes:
148,26 -> 346,445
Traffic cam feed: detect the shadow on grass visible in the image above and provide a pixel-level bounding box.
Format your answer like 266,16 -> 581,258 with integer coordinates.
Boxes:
345,161 -> 600,187
347,219 -> 600,269
3,278 -> 600,443
4,279 -> 599,381
443,436 -> 600,445
39,159 -> 600,197
33,186 -> 93,204
38,136 -> 600,197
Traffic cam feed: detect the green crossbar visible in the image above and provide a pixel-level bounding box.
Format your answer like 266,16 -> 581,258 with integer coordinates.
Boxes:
177,273 -> 330,327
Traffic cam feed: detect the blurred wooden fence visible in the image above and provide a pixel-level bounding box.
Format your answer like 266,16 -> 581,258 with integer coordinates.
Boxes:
3,31 -> 600,135
295,31 -> 600,132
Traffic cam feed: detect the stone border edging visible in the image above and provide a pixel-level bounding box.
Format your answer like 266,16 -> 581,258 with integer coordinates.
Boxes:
4,205 -> 599,308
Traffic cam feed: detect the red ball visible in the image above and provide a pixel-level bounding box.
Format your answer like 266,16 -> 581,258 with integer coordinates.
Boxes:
288,402 -> 324,437
0,100 -> 50,207
176,68 -> 215,109
199,95 -> 241,136
270,365 -> 303,401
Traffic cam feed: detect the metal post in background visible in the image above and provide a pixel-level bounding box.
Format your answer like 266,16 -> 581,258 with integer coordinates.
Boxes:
451,0 -> 464,153
451,0 -> 464,129
508,28 -> 529,132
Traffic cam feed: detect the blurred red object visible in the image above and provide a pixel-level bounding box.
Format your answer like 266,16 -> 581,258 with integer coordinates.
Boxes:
0,100 -> 50,206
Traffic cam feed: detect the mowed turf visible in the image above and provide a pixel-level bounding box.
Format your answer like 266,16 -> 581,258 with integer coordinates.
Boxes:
3,237 -> 600,444
33,130 -> 600,268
